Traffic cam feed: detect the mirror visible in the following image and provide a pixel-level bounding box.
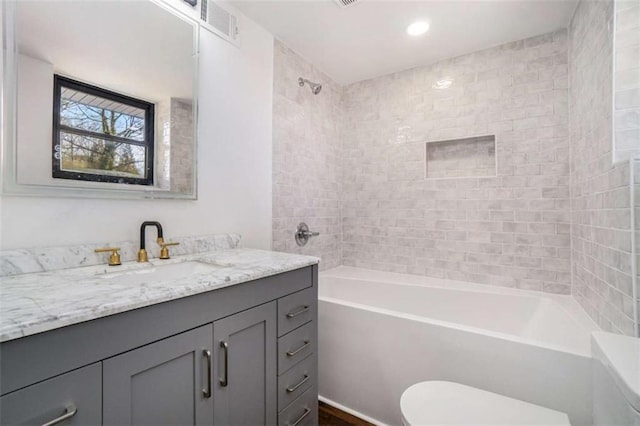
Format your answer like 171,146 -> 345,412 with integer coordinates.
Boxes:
1,0 -> 198,199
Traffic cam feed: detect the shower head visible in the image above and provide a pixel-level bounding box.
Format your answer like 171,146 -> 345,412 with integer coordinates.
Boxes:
298,77 -> 322,95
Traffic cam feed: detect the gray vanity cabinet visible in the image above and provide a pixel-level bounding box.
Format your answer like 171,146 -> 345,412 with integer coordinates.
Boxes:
0,363 -> 102,426
103,325 -> 214,426
101,301 -> 279,426
0,265 -> 318,426
213,302 -> 277,425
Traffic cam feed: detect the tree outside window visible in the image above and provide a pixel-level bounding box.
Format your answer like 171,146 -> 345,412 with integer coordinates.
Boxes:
52,75 -> 155,186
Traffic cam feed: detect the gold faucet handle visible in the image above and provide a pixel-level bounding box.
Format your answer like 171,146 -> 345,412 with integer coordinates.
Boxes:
159,241 -> 180,247
94,247 -> 122,266
159,241 -> 179,260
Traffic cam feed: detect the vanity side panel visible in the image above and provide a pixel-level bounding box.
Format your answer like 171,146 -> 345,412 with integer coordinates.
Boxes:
311,263 -> 319,426
0,266 -> 313,395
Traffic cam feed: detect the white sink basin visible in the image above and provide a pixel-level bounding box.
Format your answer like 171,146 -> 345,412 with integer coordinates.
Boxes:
99,261 -> 222,285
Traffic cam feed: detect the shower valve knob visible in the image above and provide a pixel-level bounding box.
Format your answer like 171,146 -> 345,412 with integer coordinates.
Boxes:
295,222 -> 319,247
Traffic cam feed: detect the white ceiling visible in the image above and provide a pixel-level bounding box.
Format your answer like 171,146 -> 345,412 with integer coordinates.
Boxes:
16,1 -> 195,103
231,0 -> 578,85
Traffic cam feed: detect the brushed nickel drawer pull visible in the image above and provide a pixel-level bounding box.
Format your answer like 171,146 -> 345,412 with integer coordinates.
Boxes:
202,349 -> 212,398
219,341 -> 229,387
289,407 -> 311,426
286,305 -> 310,319
42,405 -> 77,426
286,340 -> 310,357
286,374 -> 310,393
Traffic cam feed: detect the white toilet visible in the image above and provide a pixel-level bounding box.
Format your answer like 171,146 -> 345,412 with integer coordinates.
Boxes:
400,381 -> 570,425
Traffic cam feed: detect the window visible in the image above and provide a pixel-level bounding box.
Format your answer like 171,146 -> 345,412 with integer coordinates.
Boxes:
52,75 -> 155,185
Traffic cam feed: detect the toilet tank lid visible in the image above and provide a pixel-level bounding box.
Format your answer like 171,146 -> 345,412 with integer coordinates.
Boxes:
400,381 -> 570,425
592,331 -> 640,412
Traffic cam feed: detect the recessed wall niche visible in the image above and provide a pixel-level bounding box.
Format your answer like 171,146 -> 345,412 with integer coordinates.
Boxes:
425,135 -> 496,179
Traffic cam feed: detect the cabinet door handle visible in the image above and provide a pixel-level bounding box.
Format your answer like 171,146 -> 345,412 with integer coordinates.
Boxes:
286,374 -> 310,393
286,305 -> 310,319
286,340 -> 310,357
42,405 -> 77,426
202,349 -> 212,398
219,340 -> 229,387
288,407 -> 311,426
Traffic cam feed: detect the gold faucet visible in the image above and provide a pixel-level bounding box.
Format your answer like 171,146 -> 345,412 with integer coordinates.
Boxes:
138,221 -> 181,262
159,241 -> 180,260
138,221 -> 164,263
94,247 -> 122,266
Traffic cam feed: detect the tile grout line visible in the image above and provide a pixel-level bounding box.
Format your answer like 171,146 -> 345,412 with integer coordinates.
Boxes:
630,158 -> 638,336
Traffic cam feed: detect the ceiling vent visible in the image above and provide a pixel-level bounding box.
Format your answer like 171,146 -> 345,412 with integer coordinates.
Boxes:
200,0 -> 239,46
333,0 -> 361,8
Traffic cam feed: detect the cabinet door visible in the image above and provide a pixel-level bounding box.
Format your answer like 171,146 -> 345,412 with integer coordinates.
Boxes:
213,302 -> 277,426
0,363 -> 101,426
103,324 -> 213,426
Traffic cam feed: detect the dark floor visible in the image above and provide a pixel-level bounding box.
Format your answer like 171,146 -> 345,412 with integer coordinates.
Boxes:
319,401 -> 374,426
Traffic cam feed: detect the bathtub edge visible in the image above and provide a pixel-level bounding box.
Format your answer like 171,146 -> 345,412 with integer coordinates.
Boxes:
319,395 -> 390,426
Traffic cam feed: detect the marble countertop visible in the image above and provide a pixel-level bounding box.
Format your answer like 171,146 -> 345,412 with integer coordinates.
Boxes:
0,249 -> 319,343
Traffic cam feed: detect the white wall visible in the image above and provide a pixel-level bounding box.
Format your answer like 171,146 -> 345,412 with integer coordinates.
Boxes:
0,6 -> 274,250
15,54 -> 53,186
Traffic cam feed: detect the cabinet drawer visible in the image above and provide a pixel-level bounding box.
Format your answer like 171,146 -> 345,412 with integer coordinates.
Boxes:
278,354 -> 314,411
278,287 -> 315,337
0,363 -> 101,426
278,322 -> 314,374
278,387 -> 317,426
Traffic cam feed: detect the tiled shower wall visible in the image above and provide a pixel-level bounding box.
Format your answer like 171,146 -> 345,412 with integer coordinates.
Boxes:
156,98 -> 194,193
341,31 -> 573,293
272,41 -> 343,270
169,99 -> 194,194
272,4 -> 638,335
635,161 -> 640,332
614,0 -> 640,162
569,0 -> 637,336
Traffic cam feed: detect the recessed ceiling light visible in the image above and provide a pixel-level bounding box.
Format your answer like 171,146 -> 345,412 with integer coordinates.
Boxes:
407,21 -> 429,37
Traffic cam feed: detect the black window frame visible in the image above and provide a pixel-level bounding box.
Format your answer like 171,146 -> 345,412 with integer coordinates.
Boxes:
52,75 -> 155,186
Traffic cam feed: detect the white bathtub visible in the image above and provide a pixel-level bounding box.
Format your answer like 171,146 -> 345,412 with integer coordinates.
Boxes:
318,267 -> 599,426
